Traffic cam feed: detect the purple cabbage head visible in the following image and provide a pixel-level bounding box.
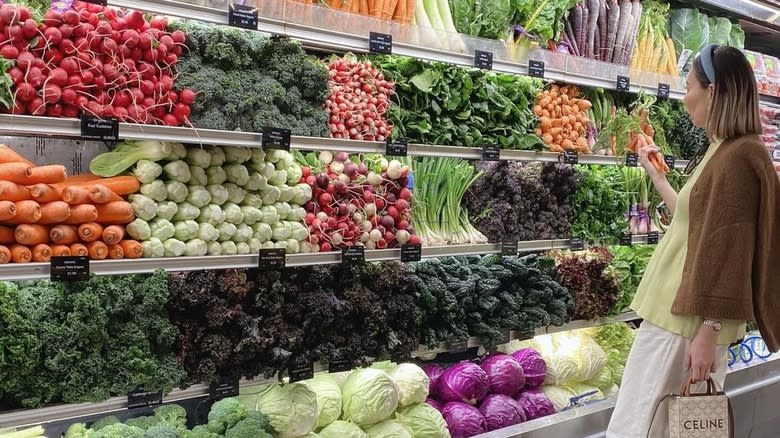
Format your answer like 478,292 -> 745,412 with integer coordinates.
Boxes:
478,394 -> 527,431
515,389 -> 555,421
480,353 -> 526,396
423,363 -> 445,397
511,348 -> 547,389
436,361 -> 489,404
426,397 -> 443,412
442,402 -> 487,438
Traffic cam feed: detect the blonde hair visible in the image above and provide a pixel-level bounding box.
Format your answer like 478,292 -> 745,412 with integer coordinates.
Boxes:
692,46 -> 762,141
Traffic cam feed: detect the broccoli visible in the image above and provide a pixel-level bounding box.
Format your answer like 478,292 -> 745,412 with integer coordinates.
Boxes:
206,398 -> 248,434
93,423 -> 145,438
125,416 -> 160,430
142,425 -> 179,438
181,426 -> 220,438
153,404 -> 187,429
91,415 -> 121,430
224,417 -> 274,438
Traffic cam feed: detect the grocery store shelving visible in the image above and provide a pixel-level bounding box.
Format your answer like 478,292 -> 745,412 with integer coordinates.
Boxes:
0,115 -> 692,169
687,0 -> 780,31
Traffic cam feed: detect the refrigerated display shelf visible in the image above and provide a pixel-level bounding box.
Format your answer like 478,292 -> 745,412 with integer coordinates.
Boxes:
685,0 -> 780,31
0,115 -> 692,169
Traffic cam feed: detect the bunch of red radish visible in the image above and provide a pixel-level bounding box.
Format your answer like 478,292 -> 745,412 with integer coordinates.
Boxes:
326,56 -> 394,141
0,1 -> 195,125
300,151 -> 419,252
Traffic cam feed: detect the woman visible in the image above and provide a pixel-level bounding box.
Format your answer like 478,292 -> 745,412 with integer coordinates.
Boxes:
606,45 -> 780,438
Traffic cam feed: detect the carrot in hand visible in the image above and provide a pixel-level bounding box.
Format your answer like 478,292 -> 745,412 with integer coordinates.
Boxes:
15,224 -> 51,245
0,162 -> 34,184
88,184 -> 123,204
78,222 -> 103,242
0,200 -> 16,222
86,240 -> 108,260
10,244 -> 32,263
51,244 -> 71,257
28,165 -> 67,184
0,145 -> 35,166
29,184 -> 61,203
0,181 -> 31,201
63,204 -> 98,224
96,201 -> 134,224
70,243 -> 88,257
38,201 -> 71,224
31,244 -> 52,262
4,200 -> 41,224
0,225 -> 14,244
61,186 -> 91,205
0,245 -> 10,263
50,225 -> 79,244
108,243 -> 124,259
102,225 -> 125,245
119,240 -> 143,259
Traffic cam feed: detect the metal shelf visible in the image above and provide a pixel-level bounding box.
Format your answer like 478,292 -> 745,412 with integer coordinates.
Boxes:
685,0 -> 780,31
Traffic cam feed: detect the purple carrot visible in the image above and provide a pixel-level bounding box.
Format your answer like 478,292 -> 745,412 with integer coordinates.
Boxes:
587,0 -> 600,59
573,4 -> 584,57
605,0 -> 620,62
622,0 -> 643,65
565,18 -> 581,56
611,0 -> 632,63
580,4 -> 589,57
598,0 -> 608,60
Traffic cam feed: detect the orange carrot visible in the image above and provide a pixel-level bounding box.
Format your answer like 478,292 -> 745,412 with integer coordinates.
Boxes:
108,243 -> 124,259
14,224 -> 51,245
102,225 -> 125,245
51,244 -> 71,257
53,176 -> 140,196
95,201 -> 134,224
29,183 -> 61,203
63,204 -> 98,224
87,241 -> 108,260
70,243 -> 88,257
0,145 -> 35,166
381,0 -> 397,19
119,240 -> 143,259
0,181 -> 32,201
392,0 -> 406,21
405,0 -> 415,22
10,244 -> 31,263
61,185 -> 91,205
31,243 -> 52,262
38,201 -> 71,225
50,225 -> 79,244
0,245 -> 10,263
0,162 -> 33,184
4,200 -> 41,224
78,222 -> 103,242
0,200 -> 16,222
88,184 -> 123,204
0,225 -> 14,244
28,165 -> 67,184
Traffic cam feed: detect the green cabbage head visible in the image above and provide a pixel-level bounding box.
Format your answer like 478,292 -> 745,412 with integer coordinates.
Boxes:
342,368 -> 400,426
395,403 -> 451,438
388,364 -> 429,407
253,383 -> 318,438
318,420 -> 368,438
365,420 -> 413,438
303,374 -> 342,429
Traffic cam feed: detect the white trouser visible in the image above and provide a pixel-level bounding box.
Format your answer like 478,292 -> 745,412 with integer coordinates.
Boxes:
606,321 -> 728,438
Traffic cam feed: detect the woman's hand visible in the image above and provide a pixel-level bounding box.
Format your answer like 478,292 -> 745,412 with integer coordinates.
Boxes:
638,143 -> 665,182
686,324 -> 719,383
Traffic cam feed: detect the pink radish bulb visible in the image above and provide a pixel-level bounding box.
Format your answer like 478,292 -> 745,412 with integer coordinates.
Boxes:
395,230 -> 411,244
381,215 -> 395,228
396,199 -> 410,212
334,151 -> 349,162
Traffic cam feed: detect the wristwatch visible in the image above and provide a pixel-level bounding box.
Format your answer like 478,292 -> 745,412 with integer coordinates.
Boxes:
703,319 -> 722,332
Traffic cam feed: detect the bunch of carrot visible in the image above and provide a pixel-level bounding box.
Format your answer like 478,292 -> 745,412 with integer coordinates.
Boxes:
627,109 -> 670,174
317,0 -> 415,23
0,145 -> 144,264
629,1 -> 678,75
533,84 -> 594,153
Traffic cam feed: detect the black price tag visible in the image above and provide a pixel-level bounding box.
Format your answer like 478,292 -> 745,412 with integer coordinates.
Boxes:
448,338 -> 469,353
228,3 -> 258,30
50,256 -> 89,281
620,232 -> 633,246
385,138 -> 408,157
209,377 -> 240,400
482,144 -> 500,161
616,75 -> 631,92
400,244 -> 422,262
664,155 -> 676,169
328,358 -> 353,373
369,32 -> 392,54
80,115 -> 118,141
569,237 -> 585,251
258,248 -> 286,270
562,149 -> 578,164
288,363 -> 314,383
625,152 -> 639,167
501,241 -> 518,257
82,0 -> 107,5
657,83 -> 670,99
342,246 -> 365,264
262,127 -> 291,151
647,231 -> 660,245
474,50 -> 493,70
528,60 -> 545,78
127,389 -> 163,409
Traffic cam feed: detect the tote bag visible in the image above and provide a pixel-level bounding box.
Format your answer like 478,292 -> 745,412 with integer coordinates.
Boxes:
667,378 -> 732,438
